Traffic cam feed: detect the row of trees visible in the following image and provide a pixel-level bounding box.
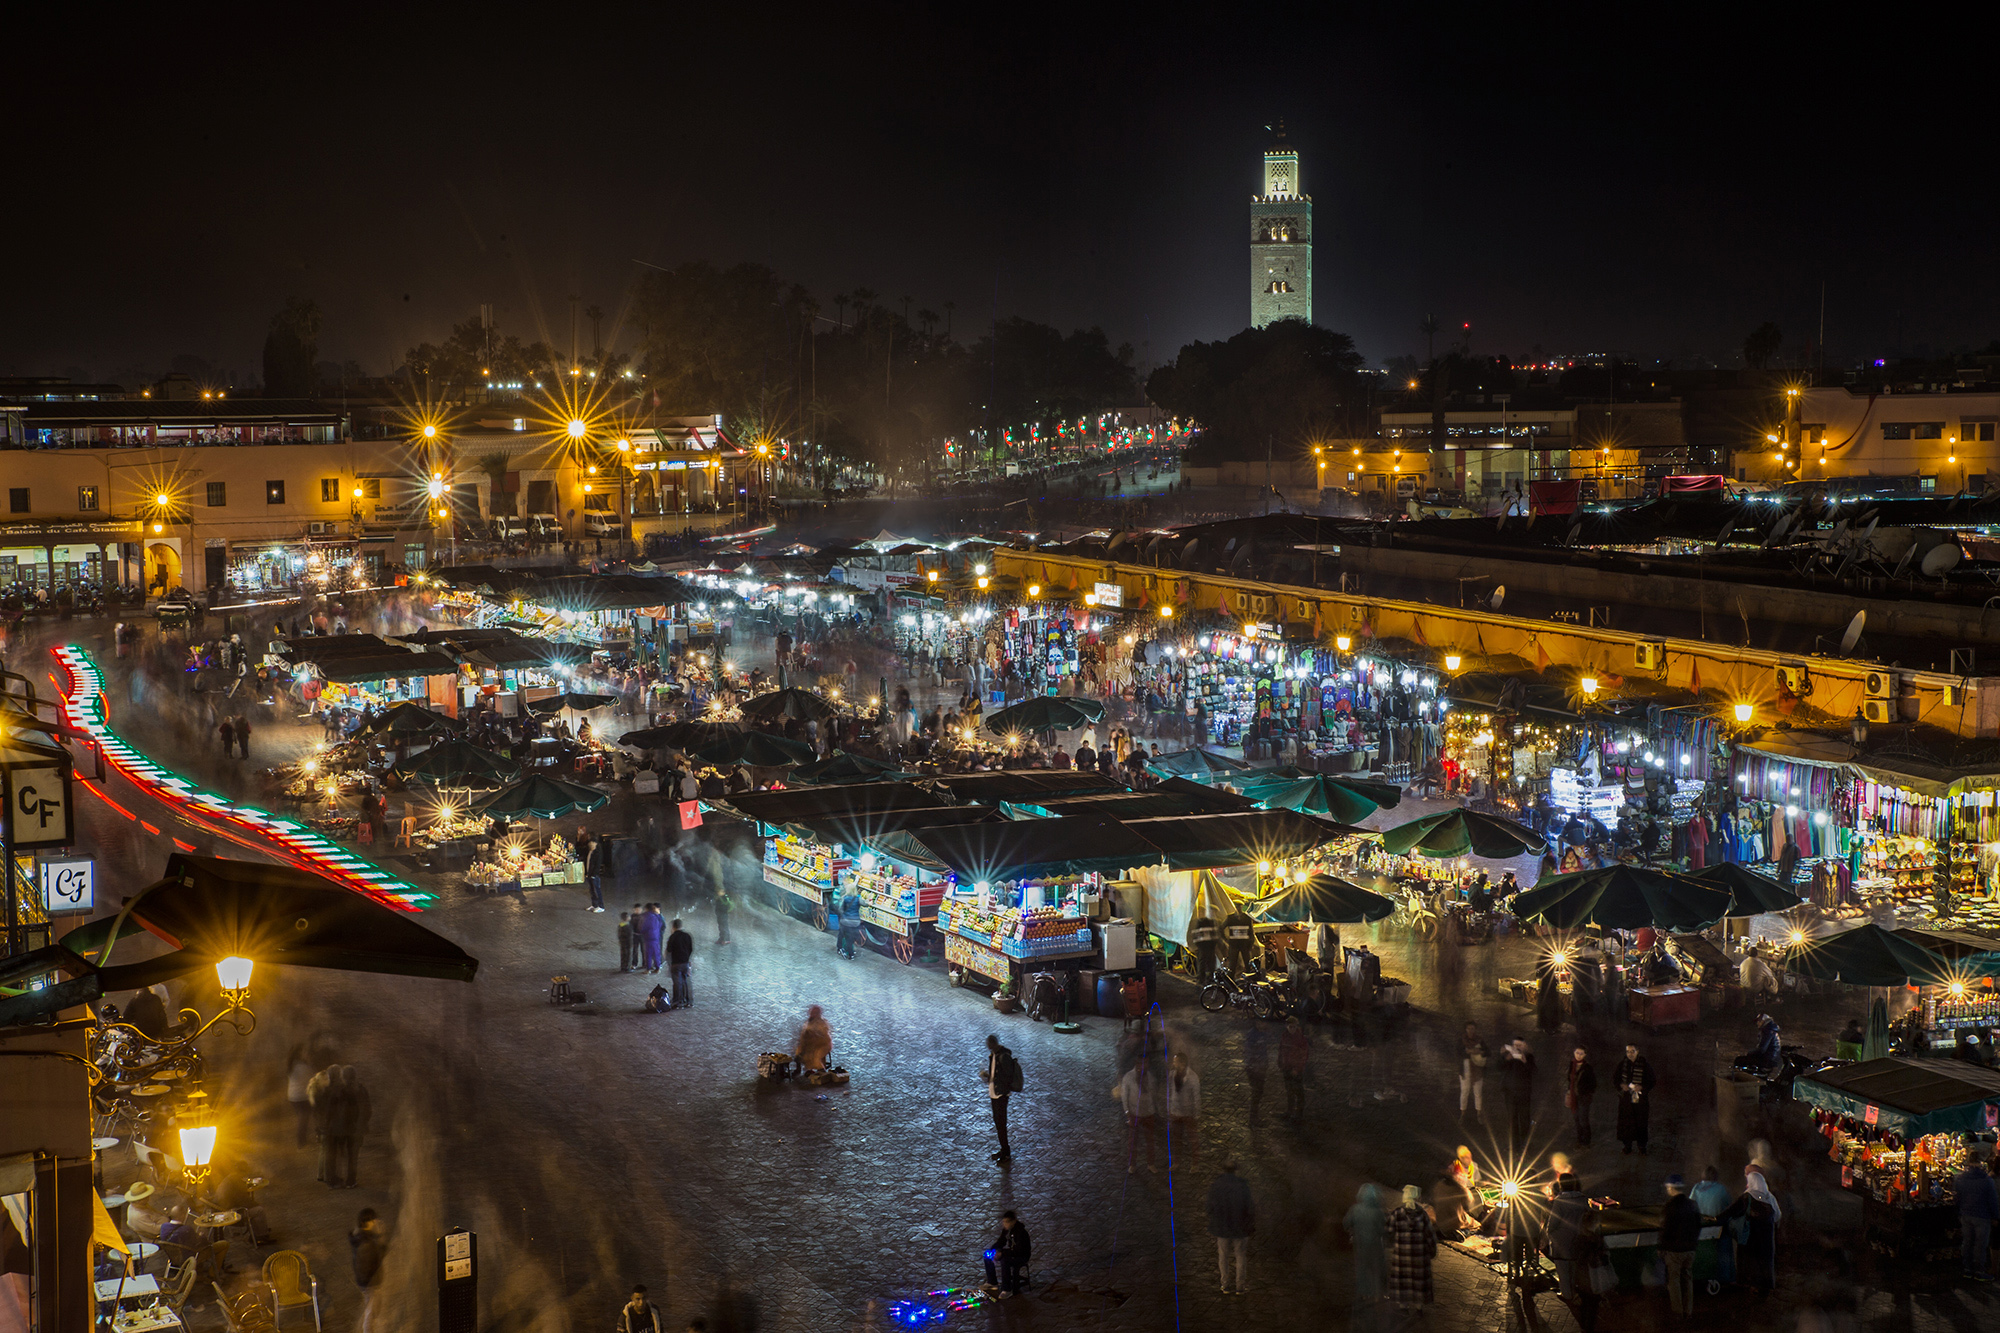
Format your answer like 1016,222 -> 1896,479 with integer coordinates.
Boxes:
378,262 -> 1139,473
1143,319 -> 1369,464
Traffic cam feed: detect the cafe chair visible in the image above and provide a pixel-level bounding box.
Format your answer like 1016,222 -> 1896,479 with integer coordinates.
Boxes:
395,816 -> 418,848
216,1283 -> 279,1333
157,1258 -> 200,1317
262,1250 -> 321,1330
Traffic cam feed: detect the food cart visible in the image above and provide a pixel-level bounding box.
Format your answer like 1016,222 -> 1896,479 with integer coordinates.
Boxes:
1592,1204 -> 1727,1291
1794,1056 -> 2000,1261
713,782 -> 956,927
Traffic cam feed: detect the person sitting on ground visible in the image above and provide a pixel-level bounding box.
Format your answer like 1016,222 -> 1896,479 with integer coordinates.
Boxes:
982,1210 -> 1032,1298
794,1004 -> 832,1073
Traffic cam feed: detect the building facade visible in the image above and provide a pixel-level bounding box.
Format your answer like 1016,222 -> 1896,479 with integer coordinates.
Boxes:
1737,385 -> 2000,493
1250,128 -> 1311,328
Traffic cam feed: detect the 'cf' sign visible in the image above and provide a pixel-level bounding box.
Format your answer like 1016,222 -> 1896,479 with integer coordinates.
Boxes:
4,763 -> 73,848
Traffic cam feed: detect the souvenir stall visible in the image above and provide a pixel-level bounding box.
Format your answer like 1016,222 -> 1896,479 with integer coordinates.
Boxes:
1795,1056 -> 2000,1261
465,832 -> 580,892
761,826 -> 842,927
1726,747 -> 1860,911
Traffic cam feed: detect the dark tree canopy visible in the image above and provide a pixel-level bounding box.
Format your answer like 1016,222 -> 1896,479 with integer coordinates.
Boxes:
401,319 -> 557,393
1145,319 -> 1366,463
1742,321 -> 1783,370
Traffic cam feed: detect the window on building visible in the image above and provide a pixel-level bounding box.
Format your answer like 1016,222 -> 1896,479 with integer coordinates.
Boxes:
77,485 -> 98,512
8,488 -> 27,513
266,480 -> 286,504
361,478 -> 382,500
1882,423 -> 1913,440
206,482 -> 227,507
1806,424 -> 1826,444
1921,475 -> 1937,493
1968,422 -> 1999,442
1915,423 -> 1945,439
321,478 -> 339,502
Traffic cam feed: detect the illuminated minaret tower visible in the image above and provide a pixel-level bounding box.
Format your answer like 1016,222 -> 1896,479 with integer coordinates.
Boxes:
1250,123 -> 1311,327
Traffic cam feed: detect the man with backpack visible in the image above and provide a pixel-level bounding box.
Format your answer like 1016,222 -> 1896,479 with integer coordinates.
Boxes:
982,1034 -> 1021,1165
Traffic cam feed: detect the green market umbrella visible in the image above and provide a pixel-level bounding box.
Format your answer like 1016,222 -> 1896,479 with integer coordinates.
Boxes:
388,739 -> 521,788
1511,863 -> 1732,930
1240,773 -> 1386,825
1379,808 -> 1547,860
790,750 -> 915,785
692,730 -> 817,768
526,691 -> 618,714
619,719 -> 745,750
474,774 -> 611,820
740,687 -> 841,722
984,695 -> 1106,736
1145,747 -> 1253,780
1246,766 -> 1403,811
1685,862 -> 1802,916
1783,923 -> 1957,988
1250,875 -> 1396,924
355,701 -> 464,737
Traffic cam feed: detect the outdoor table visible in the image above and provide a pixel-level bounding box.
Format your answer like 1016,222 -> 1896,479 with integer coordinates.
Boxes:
127,1242 -> 162,1273
1592,1205 -> 1724,1290
1628,984 -> 1702,1029
95,1274 -> 161,1302
189,1209 -> 241,1229
150,1069 -> 187,1081
110,1306 -> 184,1332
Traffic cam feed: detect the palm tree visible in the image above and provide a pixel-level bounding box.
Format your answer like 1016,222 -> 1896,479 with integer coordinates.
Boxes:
585,304 -> 604,360
918,308 -> 938,339
850,287 -> 877,320
943,300 -> 955,341
834,292 -> 849,330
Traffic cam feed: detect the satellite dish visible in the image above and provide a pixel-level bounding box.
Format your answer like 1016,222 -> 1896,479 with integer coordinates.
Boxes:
1893,544 -> 1919,579
1490,585 -> 1506,612
1839,610 -> 1866,655
1921,544 -> 1963,578
1716,516 -> 1738,544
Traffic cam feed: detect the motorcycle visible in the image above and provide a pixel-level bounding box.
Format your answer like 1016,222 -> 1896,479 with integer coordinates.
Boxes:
1201,964 -> 1284,1019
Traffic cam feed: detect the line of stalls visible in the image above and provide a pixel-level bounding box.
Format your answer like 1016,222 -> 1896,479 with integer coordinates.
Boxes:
709,770 -> 1350,995
426,566 -> 705,665
1728,729 -> 2000,933
994,600 -> 1450,778
268,627 -> 595,718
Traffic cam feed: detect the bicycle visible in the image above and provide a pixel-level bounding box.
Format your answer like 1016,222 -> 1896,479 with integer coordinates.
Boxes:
1394,889 -> 1441,941
1201,965 -> 1282,1019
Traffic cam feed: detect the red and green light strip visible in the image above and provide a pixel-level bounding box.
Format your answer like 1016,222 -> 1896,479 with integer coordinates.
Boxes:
56,645 -> 430,912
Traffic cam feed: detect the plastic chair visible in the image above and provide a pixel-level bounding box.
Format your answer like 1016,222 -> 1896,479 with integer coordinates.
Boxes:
261,1251 -> 321,1330
395,816 -> 417,848
155,1258 -> 199,1315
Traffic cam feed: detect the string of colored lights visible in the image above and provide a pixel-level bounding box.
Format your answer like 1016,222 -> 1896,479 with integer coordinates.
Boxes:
55,645 -> 431,912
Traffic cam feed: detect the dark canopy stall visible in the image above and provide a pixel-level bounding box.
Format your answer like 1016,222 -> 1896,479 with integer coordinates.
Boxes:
1793,1057 -> 2000,1138
1250,875 -> 1396,924
926,771 -> 1127,804
314,652 -> 461,684
1513,864 -> 1734,930
719,782 -> 947,828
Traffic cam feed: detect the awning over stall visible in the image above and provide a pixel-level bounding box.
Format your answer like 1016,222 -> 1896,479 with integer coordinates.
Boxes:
1793,1056 -> 2000,1138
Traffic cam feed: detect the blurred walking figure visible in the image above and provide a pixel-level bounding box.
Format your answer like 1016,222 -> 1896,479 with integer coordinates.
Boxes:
1166,1052 -> 1201,1167
1243,1024 -> 1270,1124
713,886 -> 732,946
326,1065 -> 370,1189
1114,1058 -> 1160,1173
1499,1038 -> 1537,1145
1343,1184 -> 1389,1313
1566,1047 -> 1597,1147
1206,1162 -> 1255,1295
308,1063 -> 336,1182
617,913 -> 634,973
1278,1017 -> 1310,1122
1459,1022 -> 1488,1125
285,1044 -> 314,1148
350,1208 -> 385,1333
984,1033 -> 1020,1165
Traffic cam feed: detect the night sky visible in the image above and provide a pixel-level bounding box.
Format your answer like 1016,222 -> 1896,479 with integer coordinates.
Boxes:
5,14 -> 1991,386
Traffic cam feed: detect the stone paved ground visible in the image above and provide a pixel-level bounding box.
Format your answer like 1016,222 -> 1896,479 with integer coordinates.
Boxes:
31,613 -> 2000,1333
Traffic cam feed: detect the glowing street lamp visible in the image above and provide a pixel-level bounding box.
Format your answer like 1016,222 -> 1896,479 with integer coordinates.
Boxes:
1733,702 -> 1754,724
1443,654 -> 1462,671
567,419 -> 588,440
178,1088 -> 218,1194
1580,676 -> 1600,696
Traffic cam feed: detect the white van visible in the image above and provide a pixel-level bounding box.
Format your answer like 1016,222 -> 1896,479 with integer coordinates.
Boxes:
528,514 -> 562,540
584,513 -> 622,537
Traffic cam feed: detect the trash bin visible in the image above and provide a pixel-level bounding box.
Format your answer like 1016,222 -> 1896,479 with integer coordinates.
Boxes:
1096,973 -> 1125,1019
1715,1071 -> 1761,1143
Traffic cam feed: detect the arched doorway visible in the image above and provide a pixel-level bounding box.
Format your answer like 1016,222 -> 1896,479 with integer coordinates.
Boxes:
147,542 -> 182,593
